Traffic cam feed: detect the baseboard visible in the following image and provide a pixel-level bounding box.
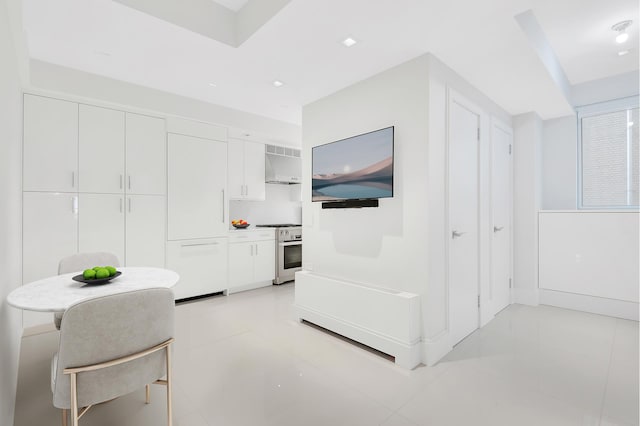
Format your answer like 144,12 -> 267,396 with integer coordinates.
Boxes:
422,331 -> 452,366
296,305 -> 422,369
226,280 -> 272,295
23,322 -> 56,337
513,287 -> 539,306
539,289 -> 639,321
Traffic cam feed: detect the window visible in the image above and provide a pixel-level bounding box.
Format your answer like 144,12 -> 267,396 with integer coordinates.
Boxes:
578,97 -> 639,208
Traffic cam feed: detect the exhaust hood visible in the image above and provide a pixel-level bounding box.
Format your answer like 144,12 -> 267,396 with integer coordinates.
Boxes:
265,144 -> 302,184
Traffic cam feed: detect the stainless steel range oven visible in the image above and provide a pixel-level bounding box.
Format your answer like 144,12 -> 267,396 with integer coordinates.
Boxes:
256,224 -> 302,284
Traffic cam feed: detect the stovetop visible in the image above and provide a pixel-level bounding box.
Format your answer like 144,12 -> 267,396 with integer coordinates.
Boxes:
255,224 -> 301,228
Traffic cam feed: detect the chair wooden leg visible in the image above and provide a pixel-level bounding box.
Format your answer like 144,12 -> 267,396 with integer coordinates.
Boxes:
166,347 -> 173,426
62,409 -> 68,426
145,384 -> 150,404
70,373 -> 79,426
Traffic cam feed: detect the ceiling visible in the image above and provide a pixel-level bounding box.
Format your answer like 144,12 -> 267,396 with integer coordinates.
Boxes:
21,0 -> 639,125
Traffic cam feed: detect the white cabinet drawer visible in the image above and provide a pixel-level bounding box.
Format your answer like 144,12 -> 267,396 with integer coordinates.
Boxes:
228,229 -> 275,243
167,238 -> 228,300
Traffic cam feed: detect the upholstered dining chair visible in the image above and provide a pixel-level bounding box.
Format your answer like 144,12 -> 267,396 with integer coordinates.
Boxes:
51,288 -> 175,426
55,252 -> 120,329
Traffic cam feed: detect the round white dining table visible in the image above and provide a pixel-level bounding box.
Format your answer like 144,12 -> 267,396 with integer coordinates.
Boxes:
7,267 -> 180,312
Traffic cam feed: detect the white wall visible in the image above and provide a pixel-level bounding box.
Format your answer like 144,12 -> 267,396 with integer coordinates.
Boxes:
541,116 -> 577,209
0,0 -> 24,423
513,112 -> 543,306
302,53 -> 513,366
302,53 -> 430,303
29,59 -> 301,146
230,184 -> 302,225
571,71 -> 640,108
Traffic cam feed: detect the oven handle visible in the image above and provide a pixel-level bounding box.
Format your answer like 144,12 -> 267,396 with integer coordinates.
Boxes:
278,241 -> 302,247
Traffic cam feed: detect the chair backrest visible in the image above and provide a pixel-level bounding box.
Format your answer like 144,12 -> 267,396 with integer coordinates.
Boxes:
52,288 -> 174,409
58,252 -> 120,275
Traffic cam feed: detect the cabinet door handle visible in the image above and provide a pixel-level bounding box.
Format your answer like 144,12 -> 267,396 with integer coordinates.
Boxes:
452,230 -> 465,239
128,198 -> 132,213
181,242 -> 219,247
119,198 -> 123,213
128,175 -> 131,190
250,244 -> 254,256
255,243 -> 258,255
120,174 -> 123,189
245,185 -> 249,197
493,226 -> 504,233
71,172 -> 75,188
72,196 -> 78,214
221,190 -> 225,223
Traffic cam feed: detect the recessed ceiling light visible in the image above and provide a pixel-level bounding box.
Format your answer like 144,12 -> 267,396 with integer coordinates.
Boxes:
618,50 -> 630,56
616,32 -> 630,44
342,37 -> 358,47
612,20 -> 632,44
273,80 -> 284,87
208,82 -> 217,87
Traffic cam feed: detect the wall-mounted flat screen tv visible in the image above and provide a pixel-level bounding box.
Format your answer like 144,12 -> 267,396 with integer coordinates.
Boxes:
312,126 -> 394,202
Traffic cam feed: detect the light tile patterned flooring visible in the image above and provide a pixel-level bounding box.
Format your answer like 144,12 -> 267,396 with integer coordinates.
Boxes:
14,283 -> 639,425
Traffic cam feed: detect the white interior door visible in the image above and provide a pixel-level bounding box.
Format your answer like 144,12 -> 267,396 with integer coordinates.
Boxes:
491,121 -> 513,315
449,92 -> 480,346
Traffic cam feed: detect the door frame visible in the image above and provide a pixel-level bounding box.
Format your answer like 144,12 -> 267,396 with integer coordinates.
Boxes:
489,117 -> 514,316
445,87 -> 483,346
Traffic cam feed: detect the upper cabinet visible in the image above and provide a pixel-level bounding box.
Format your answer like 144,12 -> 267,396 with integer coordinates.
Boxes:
228,139 -> 266,201
23,95 -> 79,192
79,105 -> 126,194
126,114 -> 166,195
168,133 -> 228,240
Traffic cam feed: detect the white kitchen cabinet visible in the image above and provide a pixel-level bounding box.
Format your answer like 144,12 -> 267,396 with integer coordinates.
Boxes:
22,192 -> 79,328
23,192 -> 79,285
167,238 -> 228,300
125,194 -> 166,267
228,139 -> 265,200
168,133 -> 228,240
78,193 -> 126,264
125,113 -> 166,195
23,94 -> 78,192
228,230 -> 275,292
79,105 -> 126,194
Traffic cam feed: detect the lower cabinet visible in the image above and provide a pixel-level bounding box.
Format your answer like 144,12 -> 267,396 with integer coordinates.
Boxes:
125,195 -> 165,267
22,191 -> 166,328
228,230 -> 275,293
167,238 -> 228,300
78,193 -> 125,264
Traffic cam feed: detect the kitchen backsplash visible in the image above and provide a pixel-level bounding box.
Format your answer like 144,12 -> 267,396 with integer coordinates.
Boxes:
230,184 -> 302,225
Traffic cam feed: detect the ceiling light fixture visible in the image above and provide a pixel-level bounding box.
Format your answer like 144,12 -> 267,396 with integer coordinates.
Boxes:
208,82 -> 217,87
618,50 -> 630,56
272,80 -> 284,87
342,37 -> 358,47
612,20 -> 632,44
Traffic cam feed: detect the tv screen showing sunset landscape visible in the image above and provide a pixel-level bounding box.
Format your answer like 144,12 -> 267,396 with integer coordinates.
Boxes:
312,126 -> 394,202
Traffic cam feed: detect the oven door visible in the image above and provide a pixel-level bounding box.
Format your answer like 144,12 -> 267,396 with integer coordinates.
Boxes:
277,241 -> 302,281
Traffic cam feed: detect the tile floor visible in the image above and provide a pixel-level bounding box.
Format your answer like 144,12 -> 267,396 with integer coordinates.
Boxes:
14,283 -> 639,426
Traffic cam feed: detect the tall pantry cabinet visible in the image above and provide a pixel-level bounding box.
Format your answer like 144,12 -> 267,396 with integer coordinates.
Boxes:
22,94 -> 166,326
166,129 -> 229,300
